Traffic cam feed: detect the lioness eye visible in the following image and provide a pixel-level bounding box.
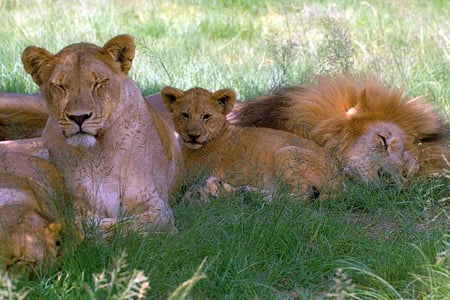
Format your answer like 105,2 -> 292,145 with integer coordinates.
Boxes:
51,83 -> 66,95
203,113 -> 212,121
181,112 -> 189,120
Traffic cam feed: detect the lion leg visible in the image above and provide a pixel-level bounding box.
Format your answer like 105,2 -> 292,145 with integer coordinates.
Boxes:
89,212 -> 176,239
76,200 -> 176,240
0,137 -> 48,159
275,146 -> 331,201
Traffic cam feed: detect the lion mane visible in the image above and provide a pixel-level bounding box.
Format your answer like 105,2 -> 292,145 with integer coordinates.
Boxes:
229,75 -> 449,183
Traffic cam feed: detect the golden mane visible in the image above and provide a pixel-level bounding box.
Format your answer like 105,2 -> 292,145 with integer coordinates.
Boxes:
230,75 -> 449,178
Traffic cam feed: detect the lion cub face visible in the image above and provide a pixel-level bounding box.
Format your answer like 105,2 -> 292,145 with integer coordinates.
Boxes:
161,87 -> 236,149
21,35 -> 135,148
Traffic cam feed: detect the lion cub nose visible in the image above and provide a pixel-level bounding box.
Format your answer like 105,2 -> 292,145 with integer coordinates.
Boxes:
67,113 -> 92,126
188,133 -> 201,141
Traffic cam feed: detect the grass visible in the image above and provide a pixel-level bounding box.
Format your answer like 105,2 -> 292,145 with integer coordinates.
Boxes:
0,0 -> 449,299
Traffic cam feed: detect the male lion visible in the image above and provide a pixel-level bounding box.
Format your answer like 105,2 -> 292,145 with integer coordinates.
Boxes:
0,152 -> 62,271
20,35 -> 183,235
229,75 -> 450,184
161,86 -> 337,200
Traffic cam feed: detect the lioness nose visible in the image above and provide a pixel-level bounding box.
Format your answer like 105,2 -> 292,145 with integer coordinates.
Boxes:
67,113 -> 92,126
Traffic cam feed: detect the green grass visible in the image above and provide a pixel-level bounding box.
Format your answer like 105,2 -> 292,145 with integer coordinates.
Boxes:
0,0 -> 449,299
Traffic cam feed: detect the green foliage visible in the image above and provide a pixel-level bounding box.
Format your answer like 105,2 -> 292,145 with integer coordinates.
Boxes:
0,271 -> 29,300
1,0 -> 449,299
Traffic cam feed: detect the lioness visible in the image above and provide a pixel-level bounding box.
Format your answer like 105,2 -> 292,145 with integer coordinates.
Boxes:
161,86 -> 336,200
20,35 -> 183,235
0,152 -> 62,271
230,75 -> 450,184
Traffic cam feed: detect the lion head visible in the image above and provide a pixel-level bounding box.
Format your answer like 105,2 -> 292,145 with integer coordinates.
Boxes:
230,75 -> 449,185
21,35 -> 135,148
342,121 -> 419,185
161,86 -> 236,150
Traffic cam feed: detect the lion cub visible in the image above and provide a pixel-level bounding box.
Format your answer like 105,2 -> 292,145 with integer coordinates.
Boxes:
162,86 -> 336,200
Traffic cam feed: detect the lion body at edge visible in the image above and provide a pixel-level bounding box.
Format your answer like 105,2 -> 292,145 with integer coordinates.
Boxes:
0,152 -> 63,271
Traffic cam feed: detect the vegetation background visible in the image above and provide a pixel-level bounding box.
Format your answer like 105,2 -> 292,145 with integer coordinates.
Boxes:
0,0 -> 449,299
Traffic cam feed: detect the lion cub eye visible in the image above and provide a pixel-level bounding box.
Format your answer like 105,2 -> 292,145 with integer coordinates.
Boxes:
181,112 -> 189,120
202,113 -> 212,121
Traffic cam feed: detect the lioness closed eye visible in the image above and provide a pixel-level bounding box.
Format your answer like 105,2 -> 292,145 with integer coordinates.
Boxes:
161,86 -> 338,200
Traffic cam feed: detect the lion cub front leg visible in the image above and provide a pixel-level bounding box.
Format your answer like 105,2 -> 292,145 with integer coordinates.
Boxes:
184,176 -> 271,202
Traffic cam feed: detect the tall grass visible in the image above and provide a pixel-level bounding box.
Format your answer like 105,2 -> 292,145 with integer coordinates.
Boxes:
0,0 -> 449,299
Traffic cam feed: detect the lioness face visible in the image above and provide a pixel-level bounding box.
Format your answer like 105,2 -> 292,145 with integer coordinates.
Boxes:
161,87 -> 236,149
21,35 -> 135,148
344,121 -> 418,185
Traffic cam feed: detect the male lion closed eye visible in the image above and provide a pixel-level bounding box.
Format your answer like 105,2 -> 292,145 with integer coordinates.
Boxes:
21,35 -> 184,236
161,86 -> 338,201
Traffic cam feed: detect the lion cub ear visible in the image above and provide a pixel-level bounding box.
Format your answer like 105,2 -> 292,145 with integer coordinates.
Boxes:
21,46 -> 55,86
103,34 -> 135,75
212,89 -> 236,115
161,86 -> 185,112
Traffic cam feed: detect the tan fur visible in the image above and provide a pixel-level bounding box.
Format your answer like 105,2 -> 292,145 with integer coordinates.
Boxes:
21,35 -> 184,236
0,93 -> 47,140
230,75 -> 450,184
0,152 -> 63,271
162,86 -> 337,200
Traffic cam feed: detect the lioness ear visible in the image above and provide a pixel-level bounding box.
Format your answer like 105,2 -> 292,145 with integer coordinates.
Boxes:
212,88 -> 236,115
103,34 -> 135,74
21,46 -> 55,86
161,86 -> 184,112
